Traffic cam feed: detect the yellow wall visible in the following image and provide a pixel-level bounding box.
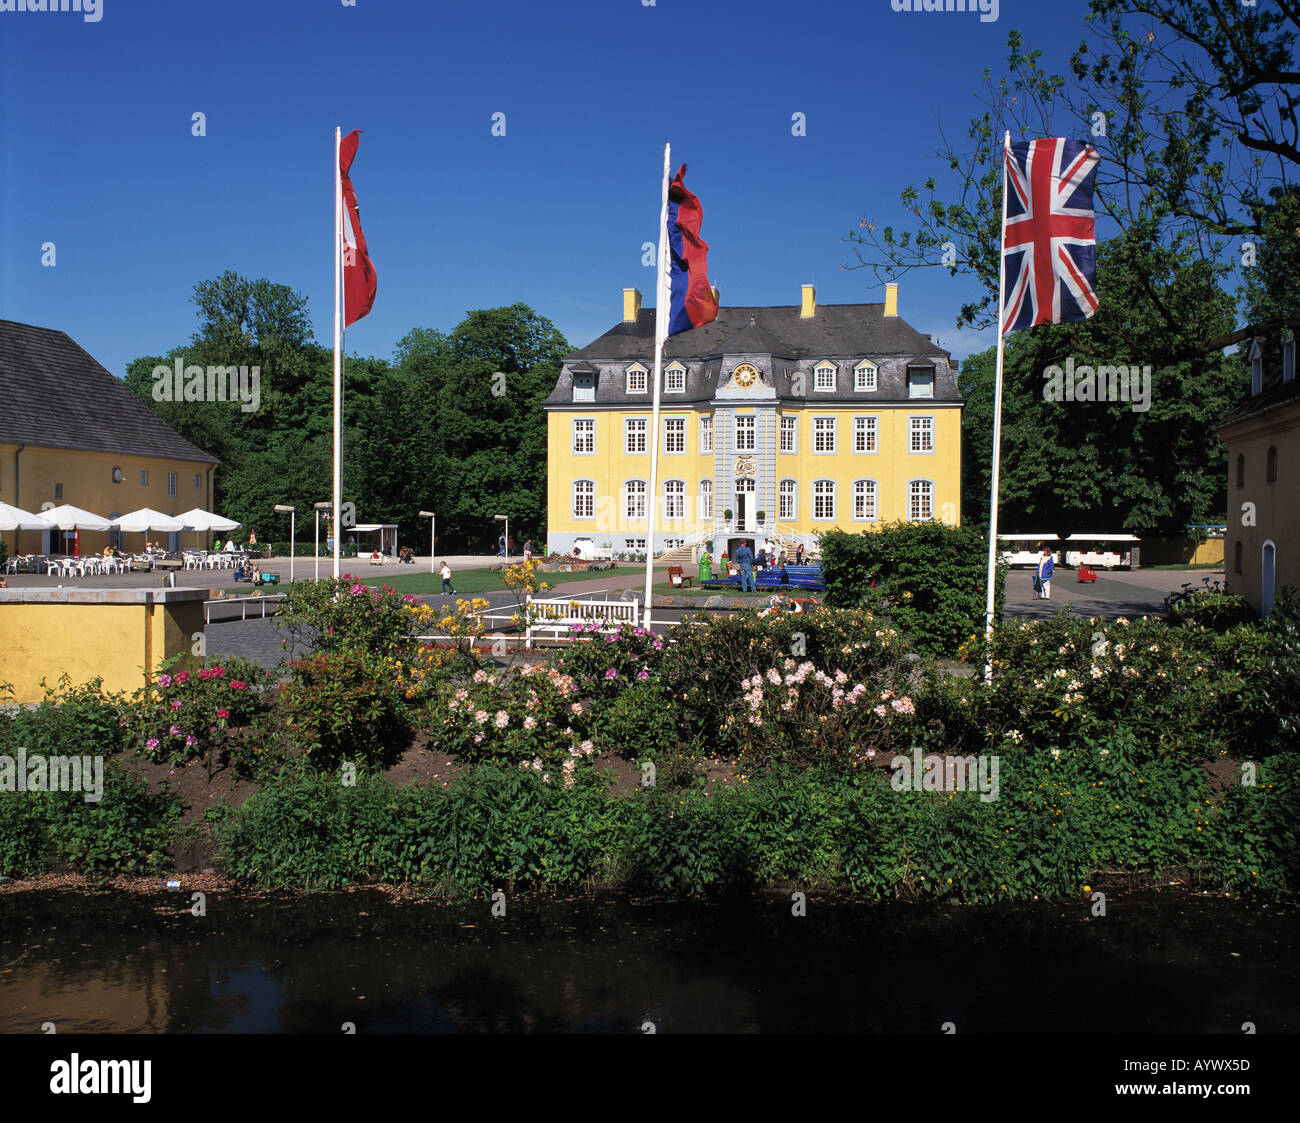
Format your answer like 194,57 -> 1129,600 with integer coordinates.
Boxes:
0,443 -> 215,554
1220,401 -> 1300,614
547,404 -> 962,542
0,589 -> 205,703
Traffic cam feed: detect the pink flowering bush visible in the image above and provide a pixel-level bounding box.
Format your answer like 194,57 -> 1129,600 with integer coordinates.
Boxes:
432,664 -> 597,783
723,660 -> 919,770
552,621 -> 667,701
133,656 -> 269,768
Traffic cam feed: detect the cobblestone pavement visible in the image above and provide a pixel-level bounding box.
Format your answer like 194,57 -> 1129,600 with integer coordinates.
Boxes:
200,565 -> 1224,671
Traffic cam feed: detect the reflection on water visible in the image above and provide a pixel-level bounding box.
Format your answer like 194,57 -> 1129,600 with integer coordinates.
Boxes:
1,890 -> 1295,1033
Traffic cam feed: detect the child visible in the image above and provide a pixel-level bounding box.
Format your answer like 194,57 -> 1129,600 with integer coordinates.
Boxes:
440,560 -> 456,596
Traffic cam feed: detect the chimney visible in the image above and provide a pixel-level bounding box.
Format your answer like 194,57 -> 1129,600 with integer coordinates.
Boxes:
623,287 -> 642,322
884,283 -> 898,317
800,284 -> 816,319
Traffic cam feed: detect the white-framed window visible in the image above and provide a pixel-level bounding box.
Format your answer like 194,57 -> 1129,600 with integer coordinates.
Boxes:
167,471 -> 177,497
1250,341 -> 1264,395
908,367 -> 935,398
853,479 -> 878,521
573,372 -> 595,402
853,415 -> 878,453
854,360 -> 878,392
1284,334 -> 1295,384
814,361 -> 837,392
813,479 -> 836,520
664,416 -> 686,453
573,479 -> 595,519
140,469 -> 148,486
779,415 -> 797,453
625,537 -> 647,551
665,363 -> 686,393
778,478 -> 797,521
813,416 -> 836,453
625,417 -> 648,454
627,364 -> 648,393
908,479 -> 934,522
194,473 -> 201,489
573,417 -> 595,454
735,414 -> 756,451
624,479 -> 647,520
699,479 -> 713,520
700,414 -> 713,453
664,479 -> 686,519
909,415 -> 935,453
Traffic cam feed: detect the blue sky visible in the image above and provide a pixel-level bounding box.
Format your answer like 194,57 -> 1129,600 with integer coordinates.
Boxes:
1,0 -> 1094,377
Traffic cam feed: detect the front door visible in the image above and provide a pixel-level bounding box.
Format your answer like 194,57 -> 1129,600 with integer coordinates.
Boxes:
735,478 -> 755,531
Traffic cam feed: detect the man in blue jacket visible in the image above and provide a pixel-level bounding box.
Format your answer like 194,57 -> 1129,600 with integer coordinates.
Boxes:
733,540 -> 756,592
1037,549 -> 1055,600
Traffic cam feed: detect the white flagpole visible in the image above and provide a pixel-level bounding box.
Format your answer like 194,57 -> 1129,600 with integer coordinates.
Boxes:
332,127 -> 344,581
642,142 -> 671,628
983,131 -> 1012,683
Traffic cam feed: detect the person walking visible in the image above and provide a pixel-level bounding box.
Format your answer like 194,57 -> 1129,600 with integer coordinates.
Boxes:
733,540 -> 756,593
1037,548 -> 1055,600
497,533 -> 506,558
795,542 -> 804,566
523,540 -> 533,562
439,560 -> 456,596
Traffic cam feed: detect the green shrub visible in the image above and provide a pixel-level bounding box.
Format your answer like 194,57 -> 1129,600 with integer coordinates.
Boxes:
0,675 -> 131,759
281,648 -> 413,768
820,522 -> 1006,657
42,764 -> 181,876
0,792 -> 50,877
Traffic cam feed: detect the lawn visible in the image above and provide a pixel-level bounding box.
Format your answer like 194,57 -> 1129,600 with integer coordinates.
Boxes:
222,566 -> 640,597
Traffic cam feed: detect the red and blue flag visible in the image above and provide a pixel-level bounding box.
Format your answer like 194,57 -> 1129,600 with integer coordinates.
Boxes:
1002,138 -> 1099,335
666,165 -> 718,336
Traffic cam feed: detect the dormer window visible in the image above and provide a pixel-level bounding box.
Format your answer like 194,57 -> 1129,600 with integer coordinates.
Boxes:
854,360 -> 878,392
907,365 -> 935,399
814,361 -> 836,392
627,364 -> 648,393
665,362 -> 686,393
1283,333 -> 1295,384
572,372 -> 595,402
1250,341 -> 1263,396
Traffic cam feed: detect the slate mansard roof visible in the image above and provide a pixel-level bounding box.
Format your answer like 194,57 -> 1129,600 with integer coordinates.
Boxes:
545,302 -> 963,407
0,319 -> 220,465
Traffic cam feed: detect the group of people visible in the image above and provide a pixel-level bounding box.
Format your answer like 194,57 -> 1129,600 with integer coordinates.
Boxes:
495,535 -> 535,561
699,541 -> 807,593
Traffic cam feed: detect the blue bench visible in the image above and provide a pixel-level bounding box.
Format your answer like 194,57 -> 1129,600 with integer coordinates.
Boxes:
702,564 -> 824,592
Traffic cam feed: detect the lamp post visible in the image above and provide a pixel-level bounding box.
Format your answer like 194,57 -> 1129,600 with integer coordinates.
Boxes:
313,502 -> 331,581
494,513 -> 509,563
273,504 -> 295,584
419,510 -> 436,574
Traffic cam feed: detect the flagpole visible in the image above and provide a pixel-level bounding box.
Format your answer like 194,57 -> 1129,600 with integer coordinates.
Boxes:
332,126 -> 343,582
642,142 -> 671,629
982,131 -> 1012,683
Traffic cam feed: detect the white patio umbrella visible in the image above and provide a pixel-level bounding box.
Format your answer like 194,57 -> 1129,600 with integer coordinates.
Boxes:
175,507 -> 242,549
0,501 -> 54,559
117,507 -> 185,551
41,504 -> 117,531
40,503 -> 119,558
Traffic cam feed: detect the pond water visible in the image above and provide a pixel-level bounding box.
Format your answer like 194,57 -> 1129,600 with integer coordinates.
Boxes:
1,889 -> 1295,1033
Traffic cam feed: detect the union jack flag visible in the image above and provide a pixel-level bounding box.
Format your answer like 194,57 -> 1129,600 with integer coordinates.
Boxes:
1002,138 -> 1099,335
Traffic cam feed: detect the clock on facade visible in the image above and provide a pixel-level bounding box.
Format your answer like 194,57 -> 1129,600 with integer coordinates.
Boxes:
731,364 -> 759,388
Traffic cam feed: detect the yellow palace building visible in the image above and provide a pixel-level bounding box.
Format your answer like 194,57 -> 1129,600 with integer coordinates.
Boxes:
544,283 -> 963,560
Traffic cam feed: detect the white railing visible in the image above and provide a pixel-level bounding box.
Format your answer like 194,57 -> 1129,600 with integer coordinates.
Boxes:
204,594 -> 286,624
524,594 -> 640,649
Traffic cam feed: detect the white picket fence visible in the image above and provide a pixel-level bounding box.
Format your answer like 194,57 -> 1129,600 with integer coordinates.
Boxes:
524,594 -> 640,649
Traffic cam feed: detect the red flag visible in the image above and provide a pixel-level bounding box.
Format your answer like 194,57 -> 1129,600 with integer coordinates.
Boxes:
339,130 -> 377,326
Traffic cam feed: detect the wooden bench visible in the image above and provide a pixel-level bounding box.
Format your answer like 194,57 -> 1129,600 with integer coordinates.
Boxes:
667,565 -> 694,589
